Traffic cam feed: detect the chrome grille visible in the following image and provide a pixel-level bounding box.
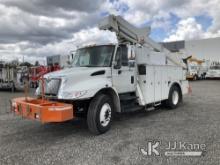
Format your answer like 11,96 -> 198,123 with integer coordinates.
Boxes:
39,79 -> 61,96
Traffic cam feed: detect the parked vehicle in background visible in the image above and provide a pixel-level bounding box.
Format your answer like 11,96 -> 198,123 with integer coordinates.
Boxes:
186,57 -> 209,80
206,62 -> 220,79
0,65 -> 28,92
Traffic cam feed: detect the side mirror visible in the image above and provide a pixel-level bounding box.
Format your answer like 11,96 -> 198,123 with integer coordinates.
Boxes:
113,59 -> 121,69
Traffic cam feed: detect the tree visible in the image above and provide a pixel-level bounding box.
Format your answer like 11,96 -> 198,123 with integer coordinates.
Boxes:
20,62 -> 32,67
35,61 -> 40,66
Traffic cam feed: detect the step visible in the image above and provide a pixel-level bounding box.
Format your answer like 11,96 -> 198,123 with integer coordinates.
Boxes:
119,95 -> 138,102
121,104 -> 143,112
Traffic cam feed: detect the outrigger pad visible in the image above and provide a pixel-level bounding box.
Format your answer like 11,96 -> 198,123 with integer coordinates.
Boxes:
11,97 -> 74,123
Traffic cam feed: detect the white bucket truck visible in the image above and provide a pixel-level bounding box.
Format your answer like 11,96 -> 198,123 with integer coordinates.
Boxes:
36,15 -> 190,134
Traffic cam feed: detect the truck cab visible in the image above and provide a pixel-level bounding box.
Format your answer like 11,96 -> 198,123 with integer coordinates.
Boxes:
36,44 -> 137,97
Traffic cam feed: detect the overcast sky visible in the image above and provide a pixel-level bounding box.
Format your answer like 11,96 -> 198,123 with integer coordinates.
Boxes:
0,0 -> 220,63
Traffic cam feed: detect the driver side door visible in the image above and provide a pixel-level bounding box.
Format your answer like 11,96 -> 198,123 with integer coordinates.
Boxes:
112,45 -> 135,94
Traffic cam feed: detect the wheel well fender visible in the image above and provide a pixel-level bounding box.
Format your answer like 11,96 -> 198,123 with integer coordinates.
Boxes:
94,88 -> 121,112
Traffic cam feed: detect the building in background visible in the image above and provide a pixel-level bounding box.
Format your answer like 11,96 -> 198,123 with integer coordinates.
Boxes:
162,37 -> 220,79
46,54 -> 74,68
162,37 -> 220,61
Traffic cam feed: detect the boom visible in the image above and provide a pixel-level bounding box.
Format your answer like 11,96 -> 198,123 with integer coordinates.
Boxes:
99,15 -> 185,67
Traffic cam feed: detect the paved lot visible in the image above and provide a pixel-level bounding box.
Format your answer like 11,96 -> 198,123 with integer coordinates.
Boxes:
0,81 -> 220,165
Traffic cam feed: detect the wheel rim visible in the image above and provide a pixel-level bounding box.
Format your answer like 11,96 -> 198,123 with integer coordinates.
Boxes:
172,91 -> 179,105
99,103 -> 111,127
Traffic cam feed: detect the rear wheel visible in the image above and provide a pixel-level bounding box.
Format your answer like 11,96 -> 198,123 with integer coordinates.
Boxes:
166,85 -> 182,109
87,94 -> 113,135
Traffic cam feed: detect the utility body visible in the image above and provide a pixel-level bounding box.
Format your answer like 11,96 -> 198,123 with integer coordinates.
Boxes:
12,15 -> 190,134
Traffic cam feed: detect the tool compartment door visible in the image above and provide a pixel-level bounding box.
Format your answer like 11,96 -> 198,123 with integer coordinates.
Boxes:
154,66 -> 162,102
144,65 -> 155,104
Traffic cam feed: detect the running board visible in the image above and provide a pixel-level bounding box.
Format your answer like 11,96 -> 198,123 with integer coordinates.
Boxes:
145,102 -> 161,111
146,106 -> 155,111
154,102 -> 161,106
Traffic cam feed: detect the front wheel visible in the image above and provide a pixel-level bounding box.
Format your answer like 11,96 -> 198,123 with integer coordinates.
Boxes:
87,94 -> 113,135
166,85 -> 182,109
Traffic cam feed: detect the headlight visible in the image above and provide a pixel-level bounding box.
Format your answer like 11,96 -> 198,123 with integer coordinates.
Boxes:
73,90 -> 87,98
57,78 -> 88,99
35,78 -> 61,96
58,90 -> 88,99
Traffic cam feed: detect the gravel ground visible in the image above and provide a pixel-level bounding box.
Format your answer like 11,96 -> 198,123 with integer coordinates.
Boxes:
0,80 -> 220,165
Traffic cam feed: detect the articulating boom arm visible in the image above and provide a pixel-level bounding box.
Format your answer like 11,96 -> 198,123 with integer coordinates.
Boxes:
99,15 -> 167,52
99,15 -> 185,68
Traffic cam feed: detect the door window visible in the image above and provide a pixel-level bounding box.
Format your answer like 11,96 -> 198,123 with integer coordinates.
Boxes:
115,45 -> 128,66
121,45 -> 128,66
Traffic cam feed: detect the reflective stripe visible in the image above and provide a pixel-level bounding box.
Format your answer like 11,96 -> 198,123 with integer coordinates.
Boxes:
48,106 -> 72,111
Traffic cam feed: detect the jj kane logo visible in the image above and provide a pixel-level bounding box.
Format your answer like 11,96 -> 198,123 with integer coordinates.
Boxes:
140,140 -> 206,157
140,141 -> 160,156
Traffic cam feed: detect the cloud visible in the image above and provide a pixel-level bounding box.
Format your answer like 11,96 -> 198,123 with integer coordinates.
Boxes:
0,27 -> 117,64
164,17 -> 220,42
0,4 -> 102,45
117,0 -> 188,26
23,28 -> 116,58
72,28 -> 117,46
1,0 -> 102,18
113,0 -> 220,37
164,18 -> 204,41
0,0 -> 106,64
0,0 -> 220,63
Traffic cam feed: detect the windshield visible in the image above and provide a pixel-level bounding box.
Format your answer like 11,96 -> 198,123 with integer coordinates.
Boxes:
71,45 -> 115,67
190,66 -> 197,70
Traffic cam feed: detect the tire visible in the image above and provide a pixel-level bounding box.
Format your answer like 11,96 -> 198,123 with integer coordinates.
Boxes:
87,94 -> 113,135
166,85 -> 182,109
193,75 -> 198,81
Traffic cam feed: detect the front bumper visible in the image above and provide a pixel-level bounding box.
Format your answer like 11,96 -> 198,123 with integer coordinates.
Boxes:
11,97 -> 74,123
